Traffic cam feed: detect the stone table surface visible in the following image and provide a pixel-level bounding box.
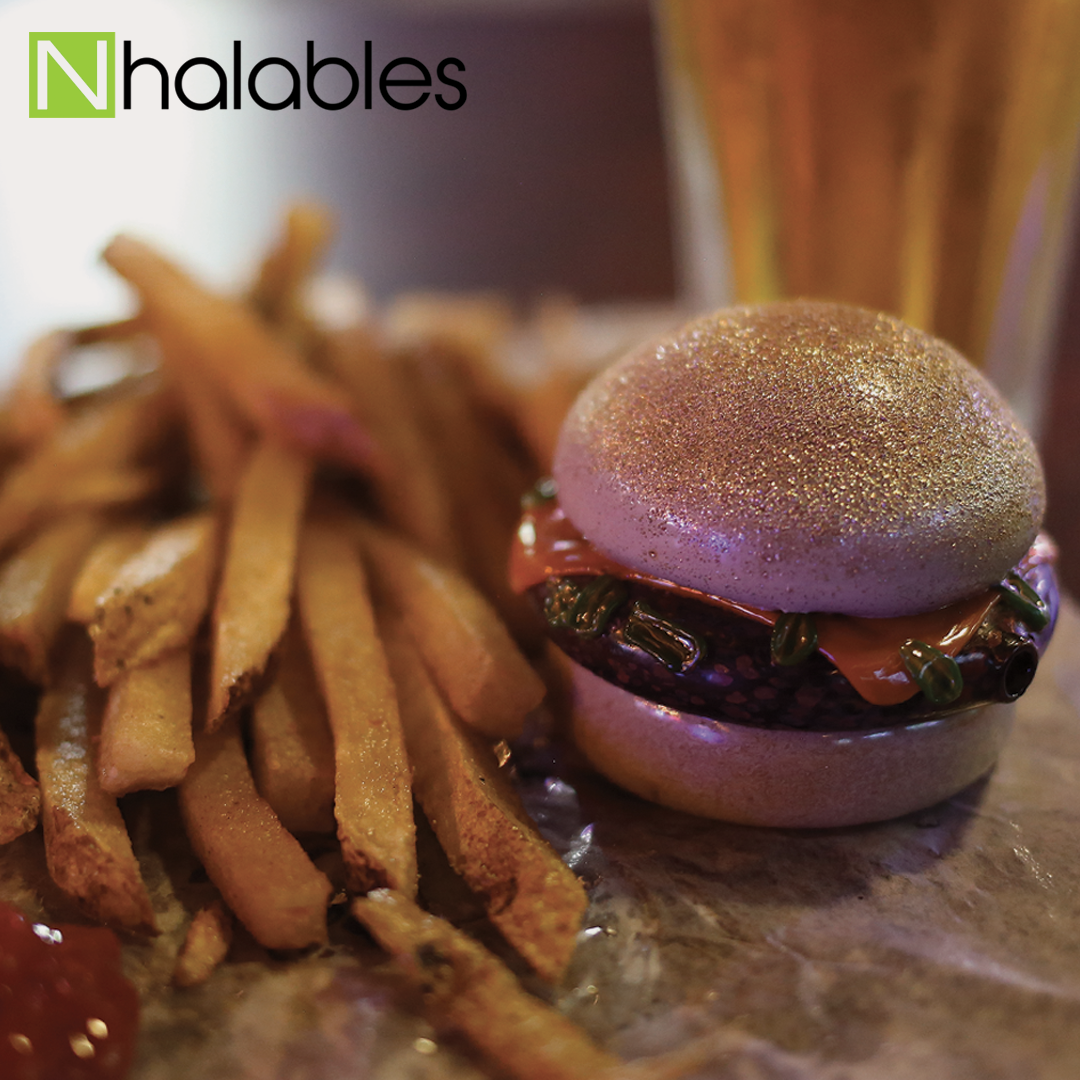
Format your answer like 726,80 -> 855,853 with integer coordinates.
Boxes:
3,603 -> 1078,1080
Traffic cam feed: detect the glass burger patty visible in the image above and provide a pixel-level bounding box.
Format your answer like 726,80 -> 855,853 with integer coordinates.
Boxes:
531,549 -> 1056,733
511,487 -> 1059,732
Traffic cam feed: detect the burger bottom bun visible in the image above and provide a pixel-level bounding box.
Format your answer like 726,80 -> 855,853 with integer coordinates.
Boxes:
569,662 -> 1013,828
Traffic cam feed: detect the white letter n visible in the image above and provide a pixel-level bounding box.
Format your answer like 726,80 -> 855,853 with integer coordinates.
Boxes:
37,39 -> 109,110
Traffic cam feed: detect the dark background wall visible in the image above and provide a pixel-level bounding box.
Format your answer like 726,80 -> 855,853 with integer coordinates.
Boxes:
290,2 -> 676,304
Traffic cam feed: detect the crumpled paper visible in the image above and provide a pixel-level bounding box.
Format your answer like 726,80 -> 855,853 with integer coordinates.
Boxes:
3,602 -> 1078,1080
541,599 -> 1080,1079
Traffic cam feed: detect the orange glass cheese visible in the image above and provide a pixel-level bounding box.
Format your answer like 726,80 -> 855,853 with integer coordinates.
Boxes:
511,499 -> 1000,707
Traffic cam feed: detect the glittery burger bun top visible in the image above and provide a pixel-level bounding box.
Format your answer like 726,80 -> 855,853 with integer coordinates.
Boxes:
552,301 -> 1045,618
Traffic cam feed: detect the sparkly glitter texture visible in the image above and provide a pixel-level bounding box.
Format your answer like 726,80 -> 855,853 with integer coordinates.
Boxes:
553,302 -> 1044,617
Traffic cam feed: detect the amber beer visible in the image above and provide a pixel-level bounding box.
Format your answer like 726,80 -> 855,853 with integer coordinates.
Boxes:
658,0 -> 1080,425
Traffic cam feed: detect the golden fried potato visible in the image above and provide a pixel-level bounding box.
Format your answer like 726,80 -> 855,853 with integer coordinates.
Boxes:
103,235 -> 380,474
207,439 -> 310,725
353,890 -> 617,1080
68,521 -> 150,624
0,513 -> 105,684
179,712 -> 333,951
321,328 -> 460,569
163,340 -> 253,505
356,520 -> 544,740
36,633 -> 157,934
5,330 -> 70,451
174,899 -> 233,988
0,384 -> 174,552
296,515 -> 416,897
0,726 -> 40,846
250,619 -> 336,835
381,614 -> 586,983
98,647 -> 194,796
90,511 -> 217,687
249,202 -> 334,332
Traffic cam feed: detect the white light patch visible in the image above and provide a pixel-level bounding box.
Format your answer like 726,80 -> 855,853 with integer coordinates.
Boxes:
0,0 -> 279,383
32,923 -> 63,944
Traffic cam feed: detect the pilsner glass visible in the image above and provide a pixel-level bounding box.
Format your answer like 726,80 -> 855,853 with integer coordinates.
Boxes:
657,0 -> 1080,429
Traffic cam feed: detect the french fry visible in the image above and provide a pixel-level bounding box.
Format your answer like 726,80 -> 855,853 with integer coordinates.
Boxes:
250,202 -> 334,329
352,890 -> 618,1080
178,711 -> 332,950
0,384 -> 173,552
68,521 -> 150,624
102,235 -> 381,474
321,328 -> 461,568
401,345 -> 541,645
35,633 -> 157,933
401,349 -> 517,591
0,726 -> 40,845
0,513 -> 105,684
90,511 -> 217,687
356,520 -> 545,740
513,367 -> 590,473
381,614 -> 586,983
161,337 -> 253,504
98,648 -> 194,796
508,296 -> 594,471
384,291 -> 518,418
386,291 -> 514,367
73,314 -> 148,346
296,515 -> 416,897
6,330 -> 70,451
50,465 -> 162,511
207,439 -> 311,725
250,619 -> 336,835
174,898 -> 233,987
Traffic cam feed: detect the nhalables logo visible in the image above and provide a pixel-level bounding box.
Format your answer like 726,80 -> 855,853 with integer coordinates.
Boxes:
28,31 -> 466,117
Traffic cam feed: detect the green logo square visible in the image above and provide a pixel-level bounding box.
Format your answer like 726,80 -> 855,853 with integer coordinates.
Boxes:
29,33 -> 115,118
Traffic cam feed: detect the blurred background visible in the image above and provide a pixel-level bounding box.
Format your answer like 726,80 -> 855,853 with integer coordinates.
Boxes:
0,0 -> 676,337
1,0 -> 1078,591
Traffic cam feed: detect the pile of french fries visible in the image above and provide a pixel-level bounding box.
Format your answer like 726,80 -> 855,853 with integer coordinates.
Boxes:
0,206 -> 620,1079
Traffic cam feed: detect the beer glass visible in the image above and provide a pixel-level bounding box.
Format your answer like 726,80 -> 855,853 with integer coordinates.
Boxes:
656,0 -> 1080,429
